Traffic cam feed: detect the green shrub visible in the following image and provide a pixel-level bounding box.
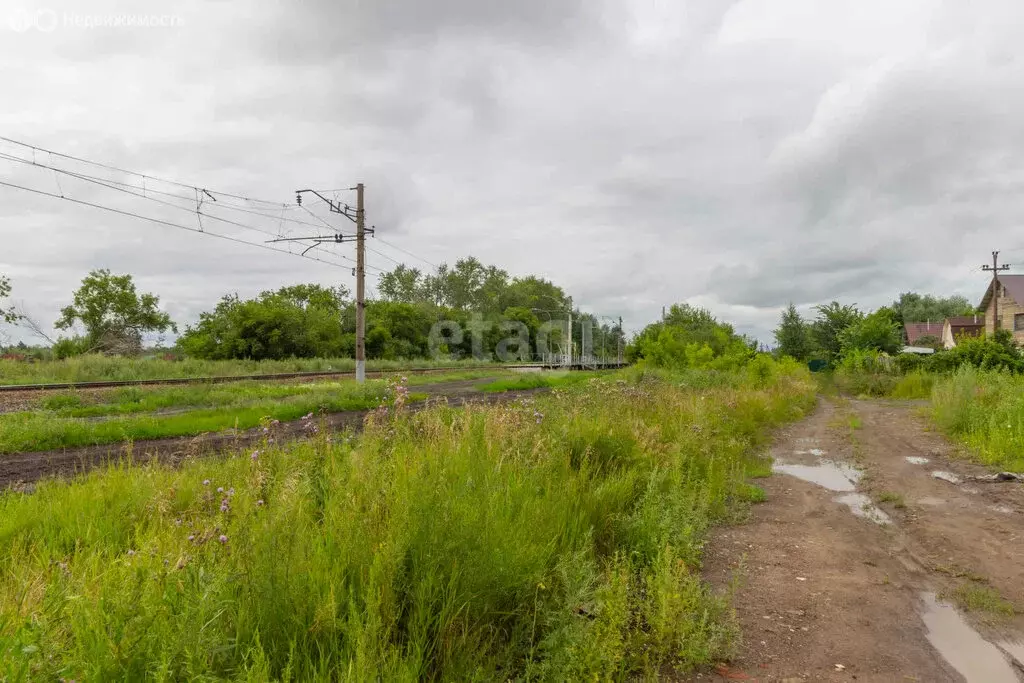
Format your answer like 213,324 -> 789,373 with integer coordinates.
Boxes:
51,336 -> 93,360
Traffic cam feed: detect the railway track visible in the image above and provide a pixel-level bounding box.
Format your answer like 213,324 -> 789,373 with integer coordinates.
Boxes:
0,362 -> 624,393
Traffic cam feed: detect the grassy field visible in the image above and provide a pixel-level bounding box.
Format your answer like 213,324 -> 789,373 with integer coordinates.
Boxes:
0,355 -> 508,386
0,362 -> 815,680
477,370 -> 606,393
0,370 -> 514,454
930,367 -> 1024,472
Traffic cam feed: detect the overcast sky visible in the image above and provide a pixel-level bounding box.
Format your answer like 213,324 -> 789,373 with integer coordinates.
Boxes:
2,0 -> 1024,346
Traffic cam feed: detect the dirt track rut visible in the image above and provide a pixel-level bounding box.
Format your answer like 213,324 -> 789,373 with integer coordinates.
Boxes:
698,397 -> 1024,683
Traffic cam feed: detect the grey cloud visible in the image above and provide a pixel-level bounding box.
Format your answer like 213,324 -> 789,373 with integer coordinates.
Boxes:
4,0 -> 1024,348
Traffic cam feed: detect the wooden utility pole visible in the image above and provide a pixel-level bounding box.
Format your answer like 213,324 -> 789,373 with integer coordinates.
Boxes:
983,250 -> 1010,335
355,183 -> 366,383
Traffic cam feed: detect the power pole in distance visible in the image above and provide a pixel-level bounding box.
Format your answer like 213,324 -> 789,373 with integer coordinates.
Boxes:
618,316 -> 623,365
278,185 -> 373,383
566,296 -> 573,368
983,250 -> 1010,335
355,183 -> 366,383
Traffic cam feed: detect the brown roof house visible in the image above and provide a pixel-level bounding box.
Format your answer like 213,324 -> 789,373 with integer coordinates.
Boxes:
980,274 -> 1024,343
904,321 -> 943,346
941,315 -> 984,349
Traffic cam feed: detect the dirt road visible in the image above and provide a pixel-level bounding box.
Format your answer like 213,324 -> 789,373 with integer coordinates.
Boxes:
699,397 -> 1024,682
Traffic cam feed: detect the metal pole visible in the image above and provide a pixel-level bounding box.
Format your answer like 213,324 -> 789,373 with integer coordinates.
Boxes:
355,183 -> 366,383
566,296 -> 573,368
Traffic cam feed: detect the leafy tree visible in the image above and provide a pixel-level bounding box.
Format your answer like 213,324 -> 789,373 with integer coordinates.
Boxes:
378,265 -> 424,304
773,303 -> 813,361
56,270 -> 175,354
838,308 -> 902,356
892,292 -> 976,325
627,304 -> 754,370
811,302 -> 863,366
0,275 -> 19,324
178,284 -> 349,360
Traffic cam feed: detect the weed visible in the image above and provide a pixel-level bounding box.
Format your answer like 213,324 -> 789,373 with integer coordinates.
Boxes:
875,491 -> 905,508
934,564 -> 987,583
944,583 -> 1015,618
930,367 -> 1024,472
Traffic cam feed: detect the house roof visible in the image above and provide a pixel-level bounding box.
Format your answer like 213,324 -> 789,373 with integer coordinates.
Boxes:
904,321 -> 943,344
946,315 -> 984,330
979,274 -> 1024,310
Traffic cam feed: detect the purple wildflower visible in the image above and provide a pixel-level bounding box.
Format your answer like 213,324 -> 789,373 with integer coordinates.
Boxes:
188,534 -> 196,541
127,549 -> 136,556
256,499 -> 264,506
216,486 -> 224,494
227,487 -> 235,497
202,479 -> 210,486
218,534 -> 228,544
250,450 -> 260,461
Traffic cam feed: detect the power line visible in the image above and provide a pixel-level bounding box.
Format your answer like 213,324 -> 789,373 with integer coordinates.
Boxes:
373,235 -> 438,269
0,178 -> 354,270
0,149 -> 337,233
0,151 -> 294,242
0,135 -> 290,208
365,245 -> 404,267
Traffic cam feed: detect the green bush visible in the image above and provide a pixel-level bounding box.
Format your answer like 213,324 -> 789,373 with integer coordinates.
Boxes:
52,336 -> 93,360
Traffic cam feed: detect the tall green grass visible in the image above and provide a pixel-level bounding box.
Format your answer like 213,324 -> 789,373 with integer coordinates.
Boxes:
0,365 -> 814,680
1,371 -> 515,454
29,370 -> 512,419
832,369 -> 934,399
0,355 -> 504,386
931,367 -> 1024,471
0,383 -> 391,454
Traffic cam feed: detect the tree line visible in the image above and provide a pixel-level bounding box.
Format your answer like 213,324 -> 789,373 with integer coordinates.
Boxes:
0,259 -> 627,362
772,292 -> 1024,373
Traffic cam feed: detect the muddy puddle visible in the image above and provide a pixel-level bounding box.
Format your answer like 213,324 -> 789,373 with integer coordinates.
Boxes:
932,471 -> 962,485
906,456 -> 930,465
773,460 -> 891,525
835,492 -> 891,525
772,460 -> 860,492
920,592 -> 1022,682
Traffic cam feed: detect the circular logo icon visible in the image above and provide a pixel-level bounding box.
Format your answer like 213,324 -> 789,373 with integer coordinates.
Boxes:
34,8 -> 57,32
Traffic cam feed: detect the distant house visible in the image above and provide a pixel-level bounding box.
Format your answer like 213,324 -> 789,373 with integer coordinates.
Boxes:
903,321 -> 943,346
979,274 -> 1024,343
941,315 -> 984,349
